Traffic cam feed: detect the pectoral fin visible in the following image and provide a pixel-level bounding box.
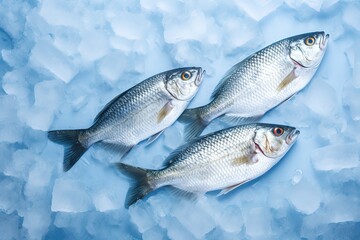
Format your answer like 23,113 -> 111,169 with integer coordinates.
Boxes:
277,68 -> 297,92
217,180 -> 249,196
157,101 -> 175,123
146,130 -> 165,145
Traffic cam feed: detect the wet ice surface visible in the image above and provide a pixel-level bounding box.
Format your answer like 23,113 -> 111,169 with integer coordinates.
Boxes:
1,0 -> 360,239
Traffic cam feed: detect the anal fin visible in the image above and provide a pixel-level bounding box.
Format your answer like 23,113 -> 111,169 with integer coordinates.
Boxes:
146,130 -> 165,145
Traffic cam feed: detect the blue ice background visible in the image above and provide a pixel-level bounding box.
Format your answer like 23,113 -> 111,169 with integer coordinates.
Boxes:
0,0 -> 360,239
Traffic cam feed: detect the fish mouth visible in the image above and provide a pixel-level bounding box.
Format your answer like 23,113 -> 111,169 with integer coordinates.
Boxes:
195,68 -> 205,86
320,32 -> 329,50
286,129 -> 300,145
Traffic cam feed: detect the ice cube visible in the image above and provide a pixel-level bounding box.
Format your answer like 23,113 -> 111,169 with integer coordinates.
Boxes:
24,160 -> 54,200
0,212 -> 21,240
30,40 -> 78,83
1,68 -> 30,100
235,0 -> 283,21
287,178 -> 322,214
97,51 -> 127,83
162,216 -> 195,240
343,3 -> 360,31
343,87 -> 360,121
39,0 -> 80,28
4,149 -> 36,179
51,178 -> 93,212
142,226 -> 165,240
0,28 -> 13,50
25,80 -> 65,131
0,178 -> 22,214
22,205 -> 51,240
78,30 -> 109,62
128,201 -> 156,233
110,13 -> 150,41
311,143 -> 360,172
171,201 -> 216,239
302,80 -> 338,117
243,207 -> 272,238
0,95 -> 23,143
304,0 -> 323,12
163,10 -> 215,44
217,205 -> 244,233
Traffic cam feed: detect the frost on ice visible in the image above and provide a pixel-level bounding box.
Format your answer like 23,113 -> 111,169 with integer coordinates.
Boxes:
0,0 -> 360,239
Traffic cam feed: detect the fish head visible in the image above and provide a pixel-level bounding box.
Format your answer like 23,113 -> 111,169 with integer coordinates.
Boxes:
165,67 -> 205,101
289,31 -> 329,68
253,124 -> 300,159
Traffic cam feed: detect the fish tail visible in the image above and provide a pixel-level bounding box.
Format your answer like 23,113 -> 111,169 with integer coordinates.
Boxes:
179,107 -> 208,140
115,163 -> 154,208
48,129 -> 87,172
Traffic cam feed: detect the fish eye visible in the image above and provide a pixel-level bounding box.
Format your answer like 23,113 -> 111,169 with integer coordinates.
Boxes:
181,71 -> 192,81
273,127 -> 284,136
304,36 -> 315,46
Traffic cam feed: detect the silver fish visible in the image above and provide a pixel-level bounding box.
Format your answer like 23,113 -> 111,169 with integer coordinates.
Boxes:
180,31 -> 329,139
48,67 -> 205,171
116,123 -> 299,208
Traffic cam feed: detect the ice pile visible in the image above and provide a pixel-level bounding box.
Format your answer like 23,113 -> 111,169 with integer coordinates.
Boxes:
1,0 -> 360,239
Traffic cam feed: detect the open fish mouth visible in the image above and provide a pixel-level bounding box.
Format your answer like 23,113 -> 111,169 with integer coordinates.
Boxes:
195,67 -> 205,86
286,129 -> 300,145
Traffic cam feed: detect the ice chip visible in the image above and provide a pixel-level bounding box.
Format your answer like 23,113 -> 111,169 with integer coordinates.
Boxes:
311,143 -> 360,172
292,169 -> 303,185
51,178 -> 93,212
288,178 -> 322,214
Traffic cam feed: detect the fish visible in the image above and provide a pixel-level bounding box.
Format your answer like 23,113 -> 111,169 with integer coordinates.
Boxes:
116,123 -> 300,208
48,67 -> 205,171
180,31 -> 329,139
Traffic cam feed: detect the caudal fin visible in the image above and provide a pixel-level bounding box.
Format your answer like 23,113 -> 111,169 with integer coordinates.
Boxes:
179,107 -> 207,140
115,163 -> 154,208
48,129 -> 87,172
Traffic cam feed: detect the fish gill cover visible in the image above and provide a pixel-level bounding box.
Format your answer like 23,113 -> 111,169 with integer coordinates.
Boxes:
0,0 -> 359,239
